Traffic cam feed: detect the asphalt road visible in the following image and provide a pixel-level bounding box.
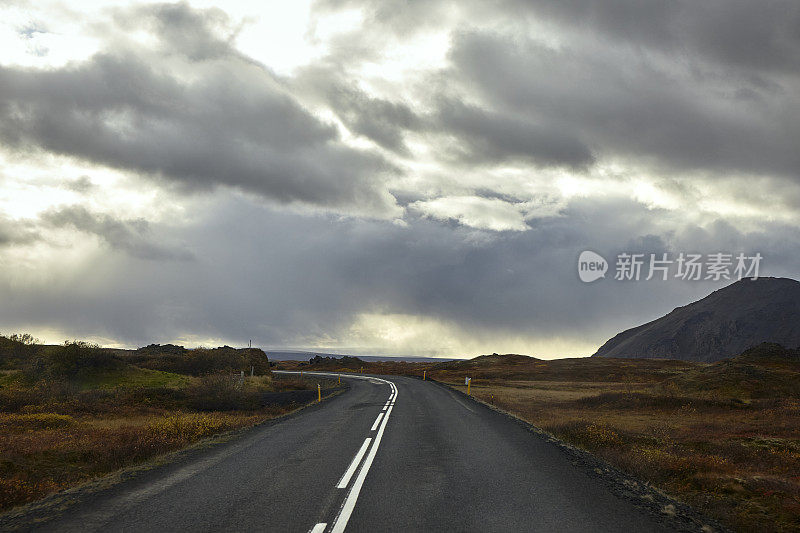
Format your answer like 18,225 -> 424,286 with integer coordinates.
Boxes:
19,373 -> 680,533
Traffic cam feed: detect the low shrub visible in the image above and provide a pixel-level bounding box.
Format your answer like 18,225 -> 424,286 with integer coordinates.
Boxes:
129,347 -> 270,377
0,334 -> 39,370
0,413 -> 76,430
271,378 -> 315,392
549,420 -> 626,449
123,386 -> 187,409
0,381 -> 75,412
0,476 -> 62,511
34,342 -> 123,380
573,392 -> 744,410
148,413 -> 231,442
187,373 -> 261,411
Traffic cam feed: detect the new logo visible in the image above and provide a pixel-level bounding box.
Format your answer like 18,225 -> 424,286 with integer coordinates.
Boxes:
578,251 -> 608,283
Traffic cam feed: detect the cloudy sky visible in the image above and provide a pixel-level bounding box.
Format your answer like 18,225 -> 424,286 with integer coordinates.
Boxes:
0,0 -> 798,357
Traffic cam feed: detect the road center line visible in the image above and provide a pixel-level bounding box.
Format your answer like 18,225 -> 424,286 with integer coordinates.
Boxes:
309,523 -> 326,533
330,383 -> 397,533
336,437 -> 372,489
274,371 -> 398,533
370,412 -> 384,431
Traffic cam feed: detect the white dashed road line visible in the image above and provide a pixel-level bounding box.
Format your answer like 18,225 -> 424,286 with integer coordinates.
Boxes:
370,412 -> 384,431
331,381 -> 397,533
336,438 -> 372,489
274,371 -> 398,533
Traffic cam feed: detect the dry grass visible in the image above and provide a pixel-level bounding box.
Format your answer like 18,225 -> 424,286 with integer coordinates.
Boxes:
447,375 -> 800,533
0,411 -> 271,510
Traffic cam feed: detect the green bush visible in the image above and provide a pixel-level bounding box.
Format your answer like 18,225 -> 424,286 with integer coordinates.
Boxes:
187,373 -> 261,411
130,346 -> 270,376
40,342 -> 123,379
0,333 -> 40,370
0,380 -> 75,412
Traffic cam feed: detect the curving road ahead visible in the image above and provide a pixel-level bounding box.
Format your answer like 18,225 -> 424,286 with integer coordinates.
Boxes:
17,373 -> 681,532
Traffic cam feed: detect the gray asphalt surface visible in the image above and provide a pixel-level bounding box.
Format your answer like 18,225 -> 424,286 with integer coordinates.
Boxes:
16,373 -> 678,533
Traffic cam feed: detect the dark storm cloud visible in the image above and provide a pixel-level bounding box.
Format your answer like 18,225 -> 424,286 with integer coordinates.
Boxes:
434,98 -> 593,168
295,66 -> 593,168
324,81 -> 422,154
0,215 -> 38,247
0,2 -> 398,215
41,206 -> 194,261
316,0 -> 800,75
445,30 -> 800,178
308,0 -> 800,180
506,0 -> 800,74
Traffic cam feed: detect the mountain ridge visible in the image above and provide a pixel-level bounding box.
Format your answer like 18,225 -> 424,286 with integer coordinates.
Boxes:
592,277 -> 800,362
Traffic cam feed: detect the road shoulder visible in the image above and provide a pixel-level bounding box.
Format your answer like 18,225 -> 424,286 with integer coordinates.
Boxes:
425,377 -> 728,533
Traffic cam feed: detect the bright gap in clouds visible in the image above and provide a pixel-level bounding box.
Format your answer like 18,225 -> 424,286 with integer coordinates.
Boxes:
203,0 -> 319,75
308,312 -> 598,359
0,1 -> 339,74
0,3 -> 98,67
410,196 -> 529,232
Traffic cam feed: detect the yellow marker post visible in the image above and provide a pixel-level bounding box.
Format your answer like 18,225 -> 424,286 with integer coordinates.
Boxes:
423,370 -> 426,381
338,374 -> 341,385
467,377 -> 471,395
317,383 -> 321,403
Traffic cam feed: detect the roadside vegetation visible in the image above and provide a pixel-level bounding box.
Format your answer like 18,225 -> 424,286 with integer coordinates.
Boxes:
0,336 -> 333,513
284,345 -> 800,532
436,346 -> 800,533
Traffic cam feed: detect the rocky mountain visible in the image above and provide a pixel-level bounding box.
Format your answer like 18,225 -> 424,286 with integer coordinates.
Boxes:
592,277 -> 800,362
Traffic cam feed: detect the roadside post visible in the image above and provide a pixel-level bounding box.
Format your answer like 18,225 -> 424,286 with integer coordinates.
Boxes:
466,377 -> 471,395
338,374 -> 341,385
317,383 -> 321,402
423,370 -> 426,381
